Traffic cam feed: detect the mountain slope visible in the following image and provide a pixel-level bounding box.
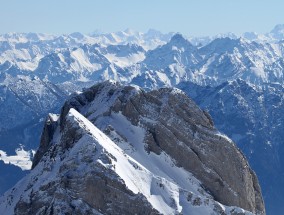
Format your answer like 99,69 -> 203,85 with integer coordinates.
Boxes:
0,82 -> 265,214
178,79 -> 284,215
1,27 -> 284,213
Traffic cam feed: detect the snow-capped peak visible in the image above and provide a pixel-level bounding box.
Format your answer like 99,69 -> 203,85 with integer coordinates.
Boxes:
269,24 -> 284,40
0,82 -> 265,214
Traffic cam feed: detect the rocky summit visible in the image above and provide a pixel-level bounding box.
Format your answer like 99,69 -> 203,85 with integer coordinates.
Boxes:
0,81 -> 265,214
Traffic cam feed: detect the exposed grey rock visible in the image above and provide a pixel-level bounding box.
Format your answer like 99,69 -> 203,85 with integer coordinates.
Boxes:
12,106 -> 160,215
1,81 -> 265,215
177,79 -> 284,215
58,81 -> 265,214
32,114 -> 58,169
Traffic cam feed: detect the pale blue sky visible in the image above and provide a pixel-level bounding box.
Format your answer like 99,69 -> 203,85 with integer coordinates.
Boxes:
1,0 -> 283,36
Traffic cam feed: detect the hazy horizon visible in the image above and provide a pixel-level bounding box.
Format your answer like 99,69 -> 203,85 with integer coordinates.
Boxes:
0,24 -> 283,38
1,0 -> 284,37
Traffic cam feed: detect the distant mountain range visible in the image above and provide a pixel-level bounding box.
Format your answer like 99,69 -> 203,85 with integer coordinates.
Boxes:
1,25 -> 284,214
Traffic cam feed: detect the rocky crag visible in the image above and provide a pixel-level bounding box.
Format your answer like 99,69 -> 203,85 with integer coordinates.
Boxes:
0,82 -> 265,214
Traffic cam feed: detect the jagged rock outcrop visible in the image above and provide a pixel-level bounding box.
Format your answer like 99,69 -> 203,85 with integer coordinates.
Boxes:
2,109 -> 159,215
32,114 -> 59,169
58,81 -> 265,214
0,81 -> 265,215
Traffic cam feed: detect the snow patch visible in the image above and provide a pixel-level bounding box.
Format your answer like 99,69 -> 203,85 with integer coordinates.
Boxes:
0,147 -> 34,170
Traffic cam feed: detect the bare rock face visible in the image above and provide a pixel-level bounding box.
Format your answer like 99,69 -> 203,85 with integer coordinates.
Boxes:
57,81 -> 265,214
120,89 -> 263,213
0,81 -> 265,215
9,108 -> 160,215
32,114 -> 58,169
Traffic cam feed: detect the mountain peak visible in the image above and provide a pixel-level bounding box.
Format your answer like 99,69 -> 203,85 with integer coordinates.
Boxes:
123,28 -> 137,35
170,33 -> 187,42
269,24 -> 284,39
167,33 -> 195,50
271,24 -> 284,33
0,81 -> 265,214
69,32 -> 85,39
145,28 -> 162,36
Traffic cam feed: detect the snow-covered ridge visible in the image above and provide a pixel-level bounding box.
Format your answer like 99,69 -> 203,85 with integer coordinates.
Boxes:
66,108 -> 213,214
0,107 -> 255,214
56,82 -> 264,213
66,108 -> 254,214
0,81 -> 265,214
